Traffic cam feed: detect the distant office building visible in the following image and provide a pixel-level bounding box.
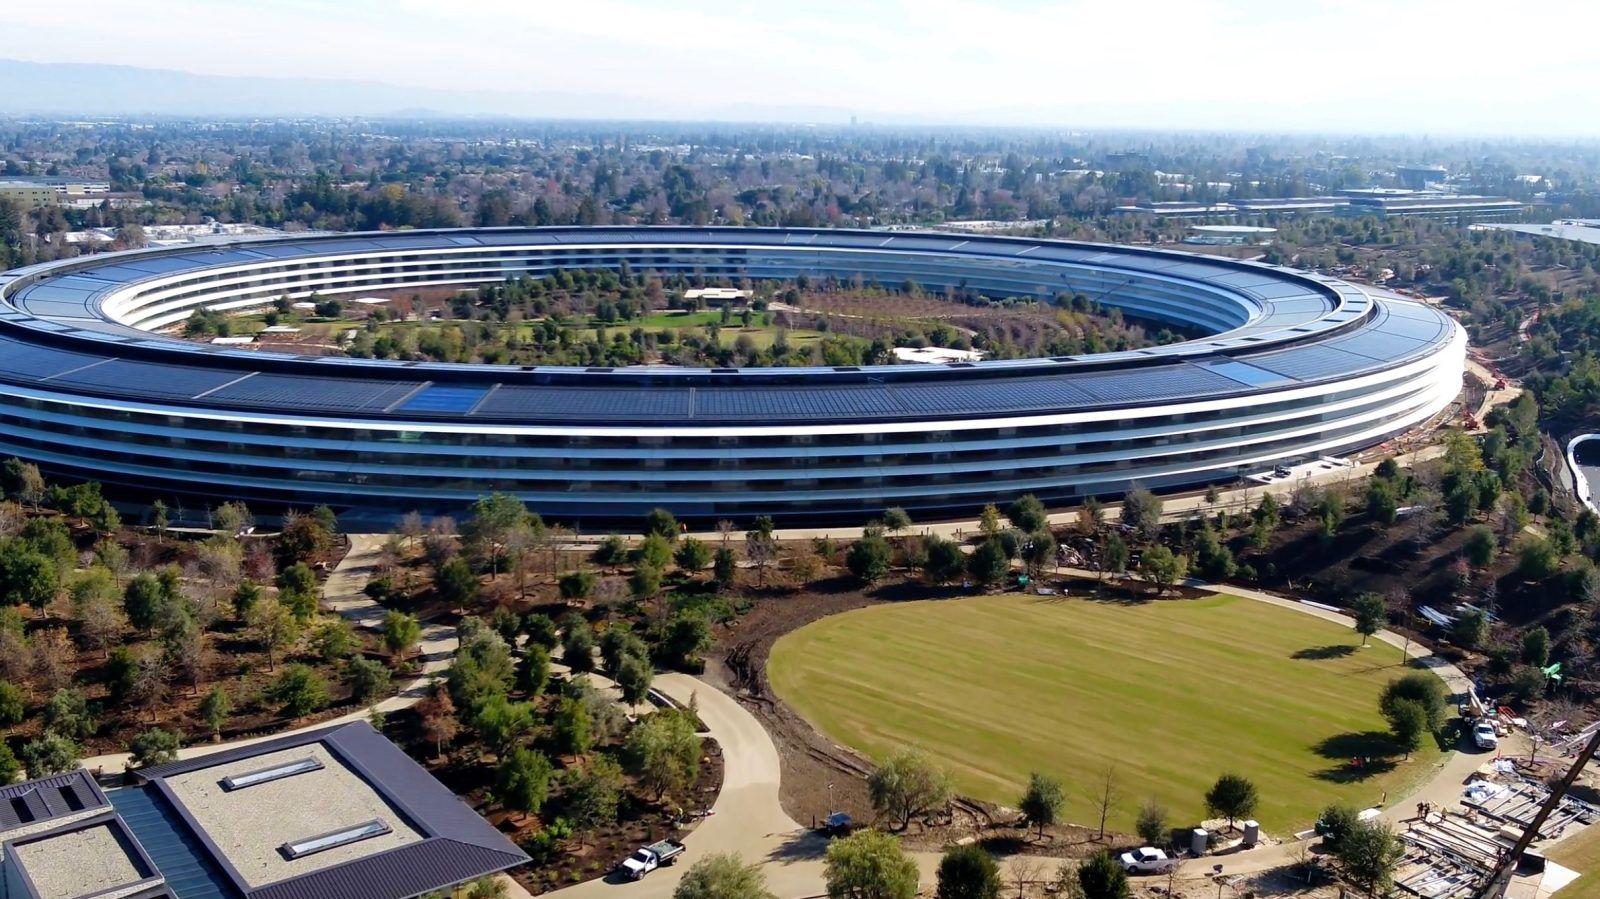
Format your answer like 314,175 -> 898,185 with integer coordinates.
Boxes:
1226,197 -> 1350,216
0,721 -> 528,899
0,182 -> 60,209
1396,165 -> 1448,190
1339,192 -> 1523,222
1184,224 -> 1278,246
1111,201 -> 1232,218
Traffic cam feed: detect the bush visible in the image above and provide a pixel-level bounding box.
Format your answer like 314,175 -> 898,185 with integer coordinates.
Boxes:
1136,800 -> 1169,846
128,728 -> 181,767
344,657 -> 392,702
935,843 -> 1001,899
268,664 -> 329,717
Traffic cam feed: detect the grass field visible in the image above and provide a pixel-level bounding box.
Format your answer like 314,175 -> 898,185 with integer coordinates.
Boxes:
768,593 -> 1445,832
1551,825 -> 1600,898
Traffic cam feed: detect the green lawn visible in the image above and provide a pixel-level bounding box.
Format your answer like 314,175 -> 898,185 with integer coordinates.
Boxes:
768,593 -> 1445,832
1550,824 -> 1600,898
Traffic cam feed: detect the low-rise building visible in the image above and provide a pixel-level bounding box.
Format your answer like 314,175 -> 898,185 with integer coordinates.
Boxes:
0,722 -> 528,899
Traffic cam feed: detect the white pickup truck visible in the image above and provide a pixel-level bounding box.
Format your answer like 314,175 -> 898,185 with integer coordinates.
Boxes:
1119,847 -> 1179,874
619,839 -> 685,880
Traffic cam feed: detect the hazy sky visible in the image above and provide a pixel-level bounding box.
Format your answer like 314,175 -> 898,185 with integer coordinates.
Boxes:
11,0 -> 1600,133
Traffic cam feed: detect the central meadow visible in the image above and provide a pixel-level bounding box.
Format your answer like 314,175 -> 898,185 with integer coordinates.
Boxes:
768,593 -> 1444,832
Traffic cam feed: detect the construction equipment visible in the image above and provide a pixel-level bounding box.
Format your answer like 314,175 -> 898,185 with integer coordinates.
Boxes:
1471,726 -> 1600,898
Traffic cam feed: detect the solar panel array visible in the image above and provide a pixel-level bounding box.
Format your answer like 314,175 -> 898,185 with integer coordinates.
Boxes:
0,227 -> 1461,426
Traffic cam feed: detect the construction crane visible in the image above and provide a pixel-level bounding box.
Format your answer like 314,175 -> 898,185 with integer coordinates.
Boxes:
1472,726 -> 1600,898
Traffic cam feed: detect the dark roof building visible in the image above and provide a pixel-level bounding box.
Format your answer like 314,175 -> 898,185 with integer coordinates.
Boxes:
0,723 -> 527,899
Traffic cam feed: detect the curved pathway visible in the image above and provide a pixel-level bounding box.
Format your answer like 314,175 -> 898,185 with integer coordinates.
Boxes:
547,574 -> 1479,898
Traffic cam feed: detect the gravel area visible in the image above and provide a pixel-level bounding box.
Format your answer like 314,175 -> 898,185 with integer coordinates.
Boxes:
161,744 -> 423,887
12,823 -> 147,897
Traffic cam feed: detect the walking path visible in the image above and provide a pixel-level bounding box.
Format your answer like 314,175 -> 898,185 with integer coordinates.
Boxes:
546,574 -> 1479,898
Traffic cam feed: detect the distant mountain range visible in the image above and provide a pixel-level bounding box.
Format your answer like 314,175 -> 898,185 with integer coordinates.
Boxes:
0,58 -> 864,123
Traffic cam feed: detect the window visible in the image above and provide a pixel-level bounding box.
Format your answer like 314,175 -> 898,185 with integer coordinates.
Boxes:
280,820 -> 391,860
220,757 -> 323,791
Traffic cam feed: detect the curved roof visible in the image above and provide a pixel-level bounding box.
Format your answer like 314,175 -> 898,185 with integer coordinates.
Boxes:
0,227 -> 1457,427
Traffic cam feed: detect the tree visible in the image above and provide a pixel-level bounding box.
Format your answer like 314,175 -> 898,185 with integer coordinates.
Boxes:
625,709 -> 700,801
1121,488 -> 1163,539
1365,479 -> 1399,526
629,563 -> 663,599
560,754 -> 622,835
867,747 -> 951,831
558,569 -> 596,603
1379,672 -> 1447,732
1018,771 -> 1064,839
1517,536 -> 1559,581
644,507 -> 679,541
199,685 -> 232,739
1204,773 -> 1258,830
311,618 -> 356,662
935,843 -> 1002,899
1334,819 -> 1404,897
978,504 -> 1003,538
344,657 -> 392,703
617,654 -> 654,705
1465,525 -> 1496,567
472,694 -> 536,754
517,644 -> 551,696
0,679 -> 21,726
1136,800 -> 1168,846
552,695 -> 593,756
966,538 -> 1009,588
1450,608 -> 1488,650
1094,764 -> 1119,841
712,547 -> 736,586
847,533 -> 893,584
1100,533 -> 1129,581
128,728 -> 181,767
381,610 -> 421,663
922,537 -> 965,585
0,743 -> 18,785
435,557 -> 479,606
674,853 -> 777,899
1138,545 -> 1187,593
1317,804 -> 1362,851
20,733 -> 80,776
1009,494 -> 1048,533
464,492 -> 533,577
882,507 -> 913,534
494,746 -> 554,821
417,686 -> 460,758
1077,850 -> 1131,899
1521,626 -> 1551,667
0,543 -> 58,611
674,537 -> 711,573
1350,593 -> 1386,646
656,610 -> 711,670
268,664 -> 328,718
562,617 -> 595,673
247,599 -> 300,670
1384,697 -> 1429,759
825,829 -> 918,899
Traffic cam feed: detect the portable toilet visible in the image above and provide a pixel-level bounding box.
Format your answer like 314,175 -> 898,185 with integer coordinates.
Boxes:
1242,820 -> 1260,847
1189,828 -> 1209,856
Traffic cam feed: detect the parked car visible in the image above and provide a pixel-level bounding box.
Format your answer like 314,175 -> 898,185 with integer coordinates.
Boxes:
1473,720 -> 1499,751
819,812 -> 853,836
1119,847 -> 1179,874
619,839 -> 685,880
